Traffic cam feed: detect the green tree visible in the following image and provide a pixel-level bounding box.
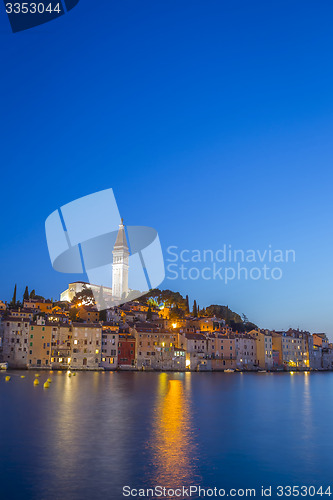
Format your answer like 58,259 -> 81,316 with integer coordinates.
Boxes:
169,307 -> 185,321
23,286 -> 29,302
242,313 -> 249,324
205,305 -> 242,325
146,305 -> 153,321
69,307 -> 79,322
185,295 -> 190,314
11,284 -> 17,307
193,300 -> 198,318
30,289 -> 36,299
72,285 -> 95,306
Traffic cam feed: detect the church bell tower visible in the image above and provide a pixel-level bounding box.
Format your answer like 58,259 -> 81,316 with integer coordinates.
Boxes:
112,218 -> 129,299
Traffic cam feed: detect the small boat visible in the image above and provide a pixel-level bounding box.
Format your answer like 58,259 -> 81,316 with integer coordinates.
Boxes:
0,363 -> 8,370
258,370 -> 266,373
224,369 -> 235,373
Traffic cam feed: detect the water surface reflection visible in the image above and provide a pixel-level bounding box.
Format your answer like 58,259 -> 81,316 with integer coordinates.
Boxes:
146,373 -> 200,490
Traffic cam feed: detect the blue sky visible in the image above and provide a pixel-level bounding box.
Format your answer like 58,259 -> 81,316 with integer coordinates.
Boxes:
1,0 -> 333,335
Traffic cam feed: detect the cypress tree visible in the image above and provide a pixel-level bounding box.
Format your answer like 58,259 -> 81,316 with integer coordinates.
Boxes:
146,305 -> 152,321
11,284 -> 17,306
23,286 -> 29,302
185,295 -> 189,314
193,300 -> 198,318
30,289 -> 36,299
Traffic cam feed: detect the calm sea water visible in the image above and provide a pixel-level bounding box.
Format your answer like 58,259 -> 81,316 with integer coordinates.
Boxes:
0,371 -> 332,500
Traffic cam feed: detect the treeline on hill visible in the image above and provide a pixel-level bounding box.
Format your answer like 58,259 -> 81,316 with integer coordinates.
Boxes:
139,289 -> 258,333
5,284 -> 258,333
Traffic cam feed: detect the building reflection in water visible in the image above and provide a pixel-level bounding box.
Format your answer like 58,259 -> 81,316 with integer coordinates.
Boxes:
146,373 -> 200,490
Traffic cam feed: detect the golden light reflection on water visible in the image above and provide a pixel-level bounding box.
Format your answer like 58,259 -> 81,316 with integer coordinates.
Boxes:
302,372 -> 313,436
147,373 -> 199,490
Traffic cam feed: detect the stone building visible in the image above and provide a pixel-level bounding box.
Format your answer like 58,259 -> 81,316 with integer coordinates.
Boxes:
51,324 -> 72,369
178,332 -> 207,370
235,335 -> 257,370
70,323 -> 102,370
101,327 -> 119,369
27,317 -> 53,368
1,317 -> 30,368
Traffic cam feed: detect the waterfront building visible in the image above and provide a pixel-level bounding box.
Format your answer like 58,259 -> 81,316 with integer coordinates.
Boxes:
281,333 -> 308,369
134,326 -> 184,370
207,334 -> 236,370
28,317 -> 53,368
248,330 -> 273,370
50,324 -> 72,369
322,347 -> 333,370
272,330 -> 311,370
70,323 -> 102,370
313,333 -> 329,349
178,332 -> 207,370
235,335 -> 257,370
1,317 -> 30,368
308,334 -> 322,369
272,349 -> 280,368
118,333 -> 136,368
272,332 -> 284,368
100,328 -> 119,369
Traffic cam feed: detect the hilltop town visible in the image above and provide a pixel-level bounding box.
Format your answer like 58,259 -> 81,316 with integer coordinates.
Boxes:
0,283 -> 331,372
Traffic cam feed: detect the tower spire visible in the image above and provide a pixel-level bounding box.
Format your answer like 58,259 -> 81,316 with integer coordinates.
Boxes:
112,219 -> 129,300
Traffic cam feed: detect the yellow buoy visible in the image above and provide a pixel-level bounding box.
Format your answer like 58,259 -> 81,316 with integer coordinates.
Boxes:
20,375 -> 25,379
5,376 -> 11,382
34,379 -> 39,386
68,372 -> 72,377
73,373 -> 76,376
43,381 -> 50,389
35,374 -> 40,378
47,378 -> 52,383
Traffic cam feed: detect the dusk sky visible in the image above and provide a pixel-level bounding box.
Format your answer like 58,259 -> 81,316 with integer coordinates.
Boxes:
1,0 -> 333,336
